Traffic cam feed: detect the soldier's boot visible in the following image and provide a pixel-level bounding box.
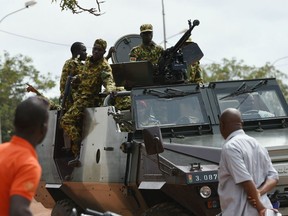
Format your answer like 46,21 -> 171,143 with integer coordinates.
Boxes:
62,131 -> 71,152
68,155 -> 81,168
68,141 -> 81,167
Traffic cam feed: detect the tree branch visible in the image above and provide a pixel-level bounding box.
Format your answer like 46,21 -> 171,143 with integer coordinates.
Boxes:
52,0 -> 105,16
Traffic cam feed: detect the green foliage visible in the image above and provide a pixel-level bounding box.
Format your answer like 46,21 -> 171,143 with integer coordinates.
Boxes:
202,58 -> 288,101
0,51 -> 56,142
1,53 -> 287,142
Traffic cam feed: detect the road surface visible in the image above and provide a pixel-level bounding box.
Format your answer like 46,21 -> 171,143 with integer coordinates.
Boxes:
31,199 -> 51,216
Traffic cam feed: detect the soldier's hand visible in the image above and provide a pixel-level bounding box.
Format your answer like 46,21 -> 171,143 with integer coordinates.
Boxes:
106,46 -> 116,60
26,85 -> 37,93
71,75 -> 80,84
108,46 -> 116,54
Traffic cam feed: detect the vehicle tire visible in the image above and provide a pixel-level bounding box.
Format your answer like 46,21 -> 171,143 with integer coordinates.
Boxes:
51,199 -> 79,216
142,202 -> 193,216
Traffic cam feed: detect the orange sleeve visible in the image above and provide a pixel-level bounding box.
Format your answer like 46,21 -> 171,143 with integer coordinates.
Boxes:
10,158 -> 41,201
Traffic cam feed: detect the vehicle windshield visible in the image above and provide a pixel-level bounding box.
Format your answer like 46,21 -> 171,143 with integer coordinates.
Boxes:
216,89 -> 286,120
134,92 -> 208,130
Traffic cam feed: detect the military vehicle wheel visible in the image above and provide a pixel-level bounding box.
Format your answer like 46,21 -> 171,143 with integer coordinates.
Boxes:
142,202 -> 193,216
51,199 -> 79,216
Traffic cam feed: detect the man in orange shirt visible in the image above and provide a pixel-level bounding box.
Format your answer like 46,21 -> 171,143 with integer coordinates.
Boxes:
0,96 -> 49,216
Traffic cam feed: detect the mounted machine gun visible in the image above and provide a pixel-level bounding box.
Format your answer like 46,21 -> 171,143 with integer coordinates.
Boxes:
156,19 -> 202,84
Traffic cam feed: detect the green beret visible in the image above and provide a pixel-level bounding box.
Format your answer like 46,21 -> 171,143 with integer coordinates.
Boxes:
140,24 -> 153,33
93,39 -> 107,50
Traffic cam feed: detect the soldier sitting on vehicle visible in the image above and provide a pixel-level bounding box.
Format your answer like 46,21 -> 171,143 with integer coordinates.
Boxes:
129,23 -> 164,75
237,93 -> 255,113
60,42 -> 87,112
151,100 -> 170,124
181,37 -> 204,85
175,98 -> 202,124
26,83 -> 61,111
136,100 -> 160,127
237,93 -> 275,118
60,38 -> 116,168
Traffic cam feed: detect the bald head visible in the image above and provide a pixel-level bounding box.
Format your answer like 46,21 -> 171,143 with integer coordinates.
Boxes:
219,108 -> 243,139
14,96 -> 50,146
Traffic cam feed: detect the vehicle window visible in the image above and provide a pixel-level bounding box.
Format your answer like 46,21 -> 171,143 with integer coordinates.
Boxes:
216,90 -> 286,119
135,94 -> 207,129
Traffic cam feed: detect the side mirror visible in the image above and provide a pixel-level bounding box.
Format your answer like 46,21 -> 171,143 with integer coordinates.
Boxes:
143,126 -> 164,155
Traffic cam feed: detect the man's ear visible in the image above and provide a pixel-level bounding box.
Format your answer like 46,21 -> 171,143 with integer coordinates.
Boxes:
40,122 -> 48,136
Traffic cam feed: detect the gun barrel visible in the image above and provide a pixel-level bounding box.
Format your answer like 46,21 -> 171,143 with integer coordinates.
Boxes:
172,19 -> 200,53
156,19 -> 201,84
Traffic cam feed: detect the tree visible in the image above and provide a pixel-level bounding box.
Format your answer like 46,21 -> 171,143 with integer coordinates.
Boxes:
202,58 -> 288,101
52,0 -> 105,16
0,51 -> 56,142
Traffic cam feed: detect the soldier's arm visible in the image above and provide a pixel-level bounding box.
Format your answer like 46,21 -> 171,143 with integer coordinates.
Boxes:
101,63 -> 116,92
26,83 -> 43,97
105,46 -> 116,61
60,61 -> 70,97
26,83 -> 61,110
129,47 -> 138,62
193,62 -> 204,84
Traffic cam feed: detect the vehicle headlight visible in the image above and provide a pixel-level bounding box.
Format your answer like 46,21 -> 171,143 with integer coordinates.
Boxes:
199,186 -> 212,198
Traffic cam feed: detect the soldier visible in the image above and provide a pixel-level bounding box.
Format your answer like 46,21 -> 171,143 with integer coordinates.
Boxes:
60,42 -> 87,111
237,93 -> 255,113
137,100 -> 160,127
26,83 -> 61,111
105,46 -> 116,62
182,37 -> 203,84
129,23 -> 164,73
60,38 -> 115,167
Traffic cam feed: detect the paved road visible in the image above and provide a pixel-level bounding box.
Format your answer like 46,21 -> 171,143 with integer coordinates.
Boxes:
31,199 -> 51,216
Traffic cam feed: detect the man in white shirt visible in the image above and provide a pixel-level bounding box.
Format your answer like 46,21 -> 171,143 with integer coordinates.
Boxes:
218,108 -> 279,216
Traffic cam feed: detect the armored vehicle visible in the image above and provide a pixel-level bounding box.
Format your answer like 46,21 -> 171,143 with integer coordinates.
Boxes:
35,76 -> 288,216
35,20 -> 288,215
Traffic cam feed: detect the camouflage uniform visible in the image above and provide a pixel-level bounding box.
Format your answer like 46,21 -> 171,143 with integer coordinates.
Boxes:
26,84 -> 61,110
114,87 -> 131,110
60,58 -> 84,111
60,53 -> 115,155
184,37 -> 204,84
126,24 -> 164,111
129,23 -> 164,67
129,43 -> 163,66
187,61 -> 203,84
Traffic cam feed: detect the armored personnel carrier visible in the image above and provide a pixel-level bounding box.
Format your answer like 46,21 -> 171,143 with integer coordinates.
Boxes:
34,20 -> 288,215
35,76 -> 288,216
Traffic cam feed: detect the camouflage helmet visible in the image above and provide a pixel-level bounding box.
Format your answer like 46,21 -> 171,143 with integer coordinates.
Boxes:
140,24 -> 153,33
93,38 -> 107,50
